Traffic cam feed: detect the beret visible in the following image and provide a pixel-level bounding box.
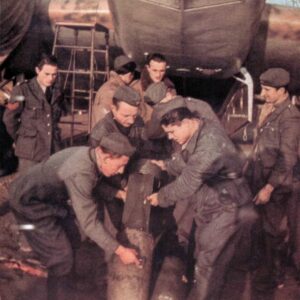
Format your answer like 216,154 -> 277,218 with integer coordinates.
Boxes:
155,96 -> 187,120
144,82 -> 168,105
260,68 -> 290,88
113,86 -> 141,106
99,132 -> 135,156
114,55 -> 136,72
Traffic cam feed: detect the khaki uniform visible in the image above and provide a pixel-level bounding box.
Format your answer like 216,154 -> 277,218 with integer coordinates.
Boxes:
91,71 -> 125,128
3,77 -> 64,166
248,98 -> 300,279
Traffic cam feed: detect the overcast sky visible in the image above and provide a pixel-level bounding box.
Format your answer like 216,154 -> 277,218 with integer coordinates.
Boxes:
267,0 -> 299,6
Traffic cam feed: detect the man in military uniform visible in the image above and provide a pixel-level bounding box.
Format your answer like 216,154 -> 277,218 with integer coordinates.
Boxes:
3,54 -> 65,172
90,85 -> 168,235
247,68 -> 300,287
131,53 -> 176,122
8,132 -> 140,299
147,98 -> 256,300
90,85 -> 145,235
91,55 -> 136,128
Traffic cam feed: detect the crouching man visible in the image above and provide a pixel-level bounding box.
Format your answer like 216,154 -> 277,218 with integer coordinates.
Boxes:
8,132 -> 140,299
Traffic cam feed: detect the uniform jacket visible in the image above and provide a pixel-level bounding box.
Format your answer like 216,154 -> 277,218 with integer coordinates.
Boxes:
3,77 -> 64,162
90,112 -> 146,150
157,120 -> 251,219
91,71 -> 125,128
249,98 -> 300,192
90,112 -> 167,201
90,112 -> 147,200
9,146 -> 119,256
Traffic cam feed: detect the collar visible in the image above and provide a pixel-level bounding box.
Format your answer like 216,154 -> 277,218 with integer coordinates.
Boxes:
262,97 -> 291,126
182,119 -> 204,155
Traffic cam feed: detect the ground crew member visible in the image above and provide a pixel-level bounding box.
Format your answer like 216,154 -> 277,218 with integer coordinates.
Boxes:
91,55 -> 136,127
147,98 -> 256,300
247,68 -> 300,288
3,54 -> 65,172
131,53 -> 176,122
8,132 -> 140,300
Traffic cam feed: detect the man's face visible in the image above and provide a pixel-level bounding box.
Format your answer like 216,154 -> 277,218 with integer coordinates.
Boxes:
162,120 -> 191,145
36,64 -> 58,87
120,72 -> 134,85
146,60 -> 167,83
260,85 -> 282,105
100,153 -> 129,177
111,101 -> 138,127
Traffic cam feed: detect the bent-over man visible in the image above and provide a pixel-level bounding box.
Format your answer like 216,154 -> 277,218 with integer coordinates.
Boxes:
8,132 -> 140,300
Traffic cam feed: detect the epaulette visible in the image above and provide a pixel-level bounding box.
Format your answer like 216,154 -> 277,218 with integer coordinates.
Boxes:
16,80 -> 28,86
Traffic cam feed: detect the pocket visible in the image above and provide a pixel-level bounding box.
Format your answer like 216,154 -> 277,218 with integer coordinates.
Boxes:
15,127 -> 38,159
17,127 -> 38,137
22,105 -> 41,121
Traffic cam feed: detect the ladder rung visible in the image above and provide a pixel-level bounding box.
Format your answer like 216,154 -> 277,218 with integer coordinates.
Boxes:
53,45 -> 107,54
54,22 -> 109,33
58,70 -> 92,75
73,89 -> 91,93
57,70 -> 107,75
54,45 -> 92,51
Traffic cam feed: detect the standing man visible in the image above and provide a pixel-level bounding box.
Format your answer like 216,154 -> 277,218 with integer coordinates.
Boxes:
146,98 -> 256,300
247,68 -> 300,287
8,132 -> 140,299
3,54 -> 65,172
131,53 -> 176,122
91,55 -> 136,128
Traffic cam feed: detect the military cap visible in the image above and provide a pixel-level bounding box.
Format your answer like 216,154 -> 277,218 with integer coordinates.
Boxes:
156,96 -> 187,120
114,55 -> 136,72
98,132 -> 135,156
260,68 -> 290,88
144,82 -> 168,105
113,86 -> 141,107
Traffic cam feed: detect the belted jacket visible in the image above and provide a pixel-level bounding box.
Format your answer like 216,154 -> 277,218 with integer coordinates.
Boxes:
157,120 -> 251,211
250,98 -> 300,192
3,77 -> 64,162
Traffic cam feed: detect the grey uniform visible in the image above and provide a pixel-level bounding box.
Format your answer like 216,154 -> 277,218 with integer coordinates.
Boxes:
9,147 -> 119,276
3,77 -> 64,168
157,120 -> 255,300
247,98 -> 300,274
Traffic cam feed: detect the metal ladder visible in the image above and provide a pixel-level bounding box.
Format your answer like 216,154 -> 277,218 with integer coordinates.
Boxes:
52,22 -> 110,144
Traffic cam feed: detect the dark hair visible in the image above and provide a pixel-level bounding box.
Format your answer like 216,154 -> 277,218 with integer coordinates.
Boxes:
146,53 -> 167,65
276,85 -> 289,92
161,107 -> 198,126
112,97 -> 121,108
36,54 -> 58,70
116,62 -> 136,75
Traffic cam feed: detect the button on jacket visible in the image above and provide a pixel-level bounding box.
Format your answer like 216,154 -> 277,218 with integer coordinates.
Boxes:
3,77 -> 65,162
